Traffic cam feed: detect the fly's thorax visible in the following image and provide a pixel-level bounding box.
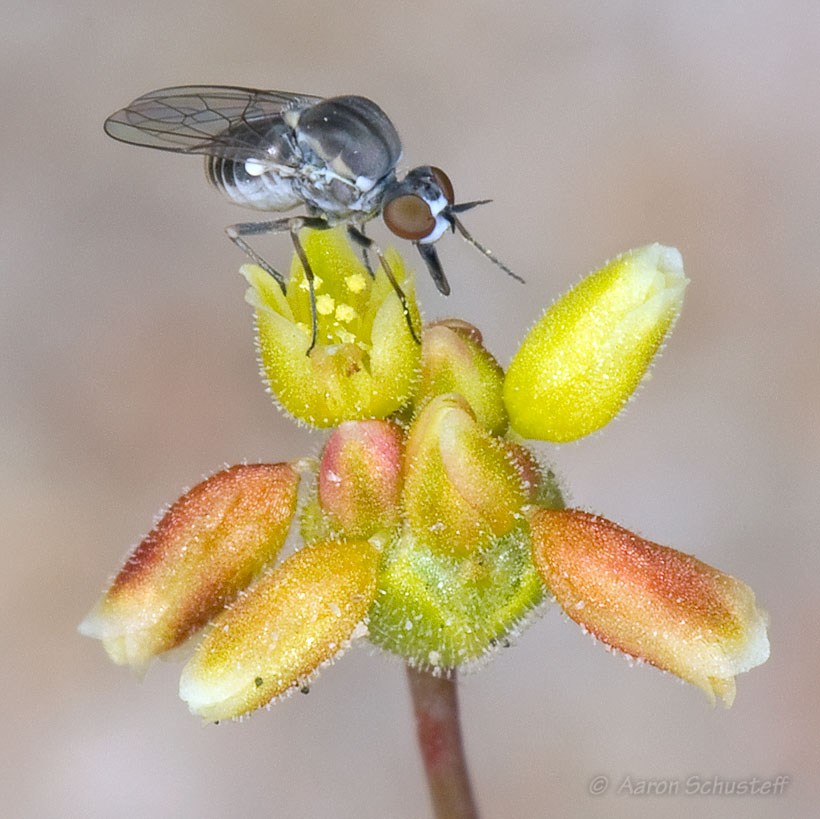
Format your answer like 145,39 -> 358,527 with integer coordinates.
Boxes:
286,95 -> 402,221
291,96 -> 402,186
294,167 -> 395,220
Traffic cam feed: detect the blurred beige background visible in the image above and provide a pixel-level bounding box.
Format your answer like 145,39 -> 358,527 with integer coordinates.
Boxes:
3,1 -> 818,817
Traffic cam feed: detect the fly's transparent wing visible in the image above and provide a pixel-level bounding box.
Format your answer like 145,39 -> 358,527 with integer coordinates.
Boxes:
104,85 -> 324,159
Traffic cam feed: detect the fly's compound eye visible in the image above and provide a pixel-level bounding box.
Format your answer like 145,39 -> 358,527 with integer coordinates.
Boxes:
383,194 -> 436,240
429,166 -> 454,205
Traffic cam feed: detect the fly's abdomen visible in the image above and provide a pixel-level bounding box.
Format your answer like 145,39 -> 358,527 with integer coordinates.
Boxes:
205,155 -> 301,212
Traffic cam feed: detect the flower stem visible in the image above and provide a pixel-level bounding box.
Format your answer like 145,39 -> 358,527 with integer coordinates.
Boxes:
405,665 -> 479,819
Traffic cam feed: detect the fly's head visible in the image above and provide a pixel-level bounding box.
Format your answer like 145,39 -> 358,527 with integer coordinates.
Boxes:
381,166 -> 520,296
382,166 -> 455,244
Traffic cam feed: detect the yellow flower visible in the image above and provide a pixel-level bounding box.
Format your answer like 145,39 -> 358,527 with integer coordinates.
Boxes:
244,227 -> 421,428
82,235 -> 768,719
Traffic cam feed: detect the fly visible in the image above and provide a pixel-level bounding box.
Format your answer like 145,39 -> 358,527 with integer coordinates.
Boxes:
104,85 -> 524,352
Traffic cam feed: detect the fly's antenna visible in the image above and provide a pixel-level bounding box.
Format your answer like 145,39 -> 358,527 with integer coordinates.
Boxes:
450,214 -> 526,284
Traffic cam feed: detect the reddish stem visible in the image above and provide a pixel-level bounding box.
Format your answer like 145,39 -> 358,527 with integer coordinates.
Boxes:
406,665 -> 479,819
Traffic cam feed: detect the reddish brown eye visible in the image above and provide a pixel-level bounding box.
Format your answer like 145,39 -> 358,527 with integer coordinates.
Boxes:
383,194 -> 436,240
430,166 -> 454,204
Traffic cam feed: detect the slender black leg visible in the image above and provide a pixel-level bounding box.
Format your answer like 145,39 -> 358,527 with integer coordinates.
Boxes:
348,225 -> 375,277
287,221 -> 320,354
347,227 -> 420,344
225,219 -> 294,290
225,216 -> 330,355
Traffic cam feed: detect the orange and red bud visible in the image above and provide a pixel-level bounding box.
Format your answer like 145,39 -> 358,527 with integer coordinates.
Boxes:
79,464 -> 299,671
529,508 -> 769,706
179,539 -> 380,721
316,420 -> 403,538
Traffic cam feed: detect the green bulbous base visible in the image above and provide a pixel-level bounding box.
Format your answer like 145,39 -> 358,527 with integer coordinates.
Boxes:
367,525 -> 546,670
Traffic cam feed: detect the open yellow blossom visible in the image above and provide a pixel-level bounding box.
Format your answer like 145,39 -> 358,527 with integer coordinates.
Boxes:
243,227 -> 421,428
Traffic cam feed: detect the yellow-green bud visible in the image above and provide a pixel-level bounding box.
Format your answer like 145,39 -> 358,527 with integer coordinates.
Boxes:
413,320 -> 507,434
179,539 -> 380,722
504,244 -> 688,442
402,393 -> 527,556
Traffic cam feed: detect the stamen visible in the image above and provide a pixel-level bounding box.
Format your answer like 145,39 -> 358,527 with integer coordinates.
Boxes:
316,294 -> 336,315
345,273 -> 367,294
335,304 -> 357,323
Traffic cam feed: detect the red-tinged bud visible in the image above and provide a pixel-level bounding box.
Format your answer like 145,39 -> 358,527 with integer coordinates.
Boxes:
179,539 -> 380,721
403,394 -> 527,555
317,420 -> 403,538
414,321 -> 507,434
530,508 -> 770,706
79,464 -> 299,671
426,318 -> 484,346
499,439 -> 565,510
500,440 -> 544,504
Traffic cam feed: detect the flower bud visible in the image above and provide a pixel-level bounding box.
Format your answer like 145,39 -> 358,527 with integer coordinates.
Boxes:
179,539 -> 380,721
317,420 -> 403,538
79,464 -> 300,671
243,227 -> 421,428
530,508 -> 770,706
414,321 -> 507,434
501,439 -> 551,505
504,244 -> 688,442
402,394 -> 527,555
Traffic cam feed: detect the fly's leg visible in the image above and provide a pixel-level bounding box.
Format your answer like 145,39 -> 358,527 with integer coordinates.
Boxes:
225,219 -> 291,291
226,216 -> 330,354
350,224 -> 375,278
287,218 -> 323,354
347,226 -> 420,344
